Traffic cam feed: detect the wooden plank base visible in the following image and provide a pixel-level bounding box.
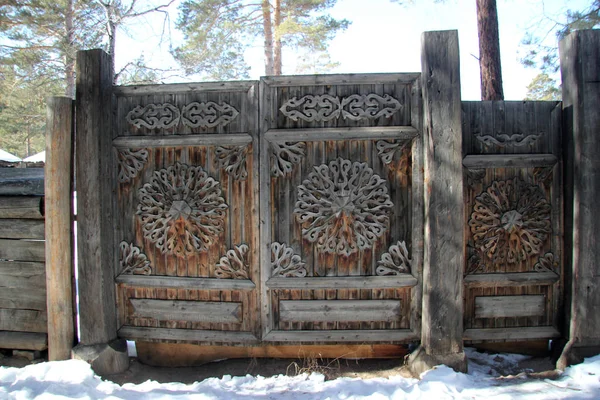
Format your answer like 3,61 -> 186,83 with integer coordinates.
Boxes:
470,340 -> 551,357
0,331 -> 48,351
135,342 -> 408,367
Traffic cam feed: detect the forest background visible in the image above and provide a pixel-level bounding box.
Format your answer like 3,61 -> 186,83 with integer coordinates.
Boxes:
0,0 -> 597,159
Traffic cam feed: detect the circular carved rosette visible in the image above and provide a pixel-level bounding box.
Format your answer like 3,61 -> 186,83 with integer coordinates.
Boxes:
469,179 -> 551,265
136,162 -> 228,257
294,158 -> 394,256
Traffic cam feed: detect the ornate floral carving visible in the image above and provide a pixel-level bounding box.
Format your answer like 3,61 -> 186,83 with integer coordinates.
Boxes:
119,242 -> 152,275
126,103 -> 181,129
534,252 -> 559,274
215,244 -> 250,279
279,94 -> 402,122
181,101 -> 239,128
270,141 -> 306,177
117,148 -> 148,183
469,179 -> 552,264
376,140 -> 409,165
271,242 -> 307,277
136,162 -> 228,256
215,145 -> 248,180
465,168 -> 486,187
376,241 -> 411,275
294,158 -> 394,256
474,133 -> 542,148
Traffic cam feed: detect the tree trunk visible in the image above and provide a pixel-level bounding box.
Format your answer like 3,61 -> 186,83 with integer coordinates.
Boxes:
273,0 -> 282,75
64,0 -> 75,98
261,0 -> 274,75
476,0 -> 504,100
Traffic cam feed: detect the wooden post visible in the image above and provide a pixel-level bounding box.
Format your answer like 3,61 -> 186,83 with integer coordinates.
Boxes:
45,97 -> 75,360
558,30 -> 600,369
72,49 -> 128,375
408,30 -> 467,374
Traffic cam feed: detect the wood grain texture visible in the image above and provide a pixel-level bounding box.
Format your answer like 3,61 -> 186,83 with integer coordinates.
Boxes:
113,134 -> 252,148
116,276 -> 256,290
0,197 -> 44,219
264,126 -> 418,142
421,30 -> 465,355
266,276 -> 417,289
0,331 -> 47,351
130,299 -> 242,323
462,154 -> 557,168
0,239 -> 45,262
0,309 -> 47,333
475,296 -> 545,318
464,272 -> 559,287
0,169 -> 44,196
118,326 -> 259,343
279,300 -> 401,322
263,329 -> 417,343
463,326 -> 560,341
0,287 -> 46,310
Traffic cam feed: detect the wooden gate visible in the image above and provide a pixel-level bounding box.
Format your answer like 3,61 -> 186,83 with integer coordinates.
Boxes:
111,74 -> 423,346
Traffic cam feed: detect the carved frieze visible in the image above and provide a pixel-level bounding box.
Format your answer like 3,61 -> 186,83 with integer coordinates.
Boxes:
376,241 -> 411,275
117,148 -> 148,183
271,242 -> 307,277
294,158 -> 394,256
126,101 -> 239,130
126,103 -> 181,129
136,162 -> 228,256
469,179 -> 551,264
215,244 -> 250,279
119,242 -> 152,275
279,93 -> 402,123
215,145 -> 248,180
270,141 -> 306,177
474,133 -> 542,148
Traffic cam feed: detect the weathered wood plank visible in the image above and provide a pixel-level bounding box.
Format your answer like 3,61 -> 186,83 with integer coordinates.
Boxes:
262,73 -> 420,87
464,272 -> 559,287
0,261 -> 46,288
0,169 -> 44,196
462,154 -> 558,168
0,197 -> 44,219
263,329 -> 418,343
264,127 -> 419,142
118,326 -> 259,343
116,275 -> 256,290
0,309 -> 47,333
130,299 -> 242,323
279,300 -> 401,322
0,287 -> 46,310
113,80 -> 257,95
0,239 -> 45,262
0,219 -> 44,239
464,326 -> 560,341
475,296 -> 545,318
0,331 -> 47,350
112,133 -> 252,149
266,276 -> 417,289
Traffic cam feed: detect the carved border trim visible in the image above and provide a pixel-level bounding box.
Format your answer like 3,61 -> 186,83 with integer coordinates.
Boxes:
126,101 -> 239,130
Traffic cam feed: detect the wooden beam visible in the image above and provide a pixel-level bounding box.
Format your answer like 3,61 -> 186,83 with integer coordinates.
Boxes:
0,169 -> 44,196
0,331 -> 47,351
0,239 -> 45,262
462,154 -> 558,168
118,326 -> 259,344
266,275 -> 417,289
112,133 -> 252,149
0,309 -> 47,333
0,219 -> 44,239
264,127 -> 419,142
279,300 -> 401,323
130,299 -> 242,323
116,275 -> 256,290
464,326 -> 560,341
263,329 -> 418,343
0,261 -> 45,288
0,197 -> 44,219
113,80 -> 257,95
475,295 -> 545,318
464,272 -> 559,287
262,73 -> 420,87
45,96 -> 75,361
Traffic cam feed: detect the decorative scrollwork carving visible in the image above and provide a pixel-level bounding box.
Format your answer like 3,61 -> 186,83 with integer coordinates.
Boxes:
215,145 -> 248,180
271,242 -> 307,277
465,168 -> 486,187
279,94 -> 403,123
474,133 -> 542,148
119,242 -> 152,275
376,140 -> 409,165
117,148 -> 148,183
136,162 -> 228,256
294,158 -> 394,256
215,244 -> 250,279
534,252 -> 559,273
469,179 -> 551,264
341,94 -> 402,121
533,166 -> 554,186
126,103 -> 181,129
181,101 -> 239,128
270,141 -> 306,177
465,244 -> 485,275
376,241 -> 411,275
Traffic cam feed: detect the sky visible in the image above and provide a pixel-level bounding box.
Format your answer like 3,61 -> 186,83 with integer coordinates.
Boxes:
114,0 -> 593,100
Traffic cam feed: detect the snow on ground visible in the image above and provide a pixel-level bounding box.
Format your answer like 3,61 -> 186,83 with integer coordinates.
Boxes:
1,348 -> 599,399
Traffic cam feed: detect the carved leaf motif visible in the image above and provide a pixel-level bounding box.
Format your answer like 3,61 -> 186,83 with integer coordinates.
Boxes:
376,140 -> 409,165
181,101 -> 239,128
215,145 -> 248,180
376,241 -> 412,275
270,141 -> 306,177
215,244 -> 250,279
126,103 -> 181,129
465,168 -> 486,187
534,252 -> 558,273
341,94 -> 402,120
136,162 -> 228,256
474,133 -> 542,148
117,148 -> 148,183
279,95 -> 341,122
271,242 -> 307,277
533,166 -> 554,186
465,244 -> 485,275
119,242 -> 152,275
469,179 -> 551,264
294,158 -> 394,256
